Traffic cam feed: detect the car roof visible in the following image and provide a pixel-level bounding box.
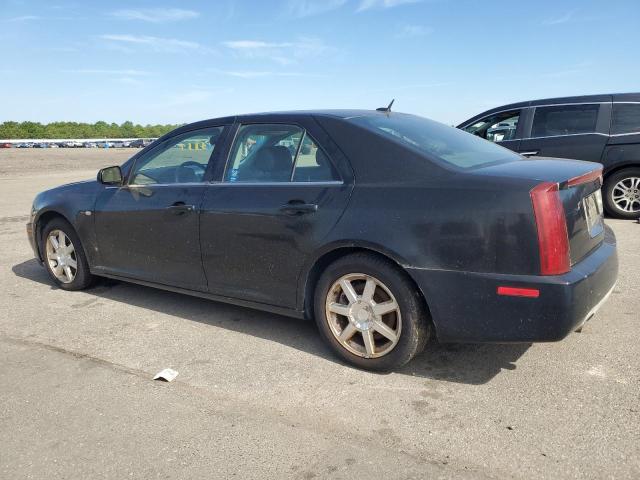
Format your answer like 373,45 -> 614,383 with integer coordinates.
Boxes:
168,110 -> 397,137
459,92 -> 640,126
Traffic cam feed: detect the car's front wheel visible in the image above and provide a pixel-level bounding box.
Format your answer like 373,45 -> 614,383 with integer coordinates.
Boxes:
314,253 -> 430,371
603,168 -> 640,219
41,217 -> 94,290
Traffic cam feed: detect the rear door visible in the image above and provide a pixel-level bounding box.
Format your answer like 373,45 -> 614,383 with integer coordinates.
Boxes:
519,102 -> 610,161
199,119 -> 353,309
459,108 -> 526,152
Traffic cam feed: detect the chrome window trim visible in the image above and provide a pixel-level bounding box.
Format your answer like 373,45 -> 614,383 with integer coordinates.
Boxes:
106,180 -> 345,189
210,180 -> 344,187
530,101 -> 607,108
104,182 -> 207,189
609,131 -> 640,137
523,132 -> 609,140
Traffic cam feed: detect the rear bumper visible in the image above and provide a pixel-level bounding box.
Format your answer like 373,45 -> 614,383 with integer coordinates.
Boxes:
407,226 -> 618,343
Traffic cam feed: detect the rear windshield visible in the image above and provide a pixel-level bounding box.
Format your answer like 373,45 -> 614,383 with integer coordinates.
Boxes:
348,113 -> 521,169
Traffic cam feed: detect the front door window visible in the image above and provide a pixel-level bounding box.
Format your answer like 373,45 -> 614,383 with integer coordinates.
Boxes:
129,127 -> 224,185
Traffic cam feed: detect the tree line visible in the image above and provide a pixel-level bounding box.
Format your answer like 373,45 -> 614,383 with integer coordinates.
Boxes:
0,121 -> 181,139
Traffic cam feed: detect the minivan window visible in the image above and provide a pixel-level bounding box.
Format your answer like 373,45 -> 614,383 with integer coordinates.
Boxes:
462,110 -> 520,143
611,103 -> 640,135
349,113 -> 521,169
531,104 -> 599,138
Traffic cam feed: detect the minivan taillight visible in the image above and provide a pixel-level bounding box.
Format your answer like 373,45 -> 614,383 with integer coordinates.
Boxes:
530,182 -> 570,275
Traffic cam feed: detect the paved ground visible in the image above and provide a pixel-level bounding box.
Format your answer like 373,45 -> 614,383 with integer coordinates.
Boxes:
1,149 -> 638,479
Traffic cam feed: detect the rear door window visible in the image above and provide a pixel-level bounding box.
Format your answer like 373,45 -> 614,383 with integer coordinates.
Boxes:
611,103 -> 640,135
225,124 -> 339,183
531,104 -> 599,138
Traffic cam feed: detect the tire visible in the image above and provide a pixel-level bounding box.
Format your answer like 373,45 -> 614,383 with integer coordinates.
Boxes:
313,253 -> 431,371
41,217 -> 94,290
603,168 -> 640,219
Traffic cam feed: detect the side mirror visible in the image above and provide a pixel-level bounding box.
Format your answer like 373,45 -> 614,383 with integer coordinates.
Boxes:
98,166 -> 123,185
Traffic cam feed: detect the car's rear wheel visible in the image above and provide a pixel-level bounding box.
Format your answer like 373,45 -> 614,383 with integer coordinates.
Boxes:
603,168 -> 640,219
41,218 -> 94,290
314,253 -> 430,371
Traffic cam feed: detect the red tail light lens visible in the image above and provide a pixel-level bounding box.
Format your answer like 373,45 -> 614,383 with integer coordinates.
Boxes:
567,168 -> 603,187
530,182 -> 570,275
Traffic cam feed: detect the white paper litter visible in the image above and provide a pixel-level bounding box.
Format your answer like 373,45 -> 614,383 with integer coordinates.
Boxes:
153,368 -> 178,382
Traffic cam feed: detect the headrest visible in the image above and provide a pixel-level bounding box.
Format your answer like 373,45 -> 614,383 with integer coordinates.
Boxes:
253,146 -> 293,179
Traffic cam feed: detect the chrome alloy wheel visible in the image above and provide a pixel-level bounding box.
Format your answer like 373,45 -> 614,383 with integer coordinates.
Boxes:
325,273 -> 402,359
612,176 -> 640,213
45,229 -> 77,284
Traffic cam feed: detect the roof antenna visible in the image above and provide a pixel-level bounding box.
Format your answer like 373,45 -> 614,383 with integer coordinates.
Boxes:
376,99 -> 395,113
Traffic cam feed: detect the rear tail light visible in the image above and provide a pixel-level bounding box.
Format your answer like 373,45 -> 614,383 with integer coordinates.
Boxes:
567,168 -> 603,188
530,182 -> 570,275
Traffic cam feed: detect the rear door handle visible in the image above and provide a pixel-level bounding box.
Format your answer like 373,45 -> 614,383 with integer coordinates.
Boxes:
167,202 -> 195,215
521,151 -> 539,157
279,201 -> 318,215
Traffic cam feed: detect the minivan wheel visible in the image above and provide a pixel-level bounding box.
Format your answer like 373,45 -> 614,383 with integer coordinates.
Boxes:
314,253 -> 430,371
603,168 -> 640,219
41,218 -> 94,290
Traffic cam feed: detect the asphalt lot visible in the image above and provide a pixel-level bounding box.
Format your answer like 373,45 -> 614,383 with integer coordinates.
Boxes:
1,149 -> 638,479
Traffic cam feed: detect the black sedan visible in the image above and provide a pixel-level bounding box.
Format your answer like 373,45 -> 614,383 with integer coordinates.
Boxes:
26,110 -> 618,370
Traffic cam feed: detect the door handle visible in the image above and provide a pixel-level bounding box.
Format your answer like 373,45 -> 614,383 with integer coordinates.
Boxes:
521,151 -> 539,157
166,202 -> 195,215
279,201 -> 318,215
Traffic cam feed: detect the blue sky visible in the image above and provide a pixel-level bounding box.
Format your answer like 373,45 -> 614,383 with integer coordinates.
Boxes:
1,0 -> 638,125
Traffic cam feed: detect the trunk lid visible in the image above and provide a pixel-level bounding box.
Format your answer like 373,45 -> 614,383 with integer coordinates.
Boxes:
475,157 -> 604,267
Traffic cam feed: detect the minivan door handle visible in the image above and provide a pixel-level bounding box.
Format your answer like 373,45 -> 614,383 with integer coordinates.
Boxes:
520,151 -> 539,157
166,202 -> 195,215
279,200 -> 318,215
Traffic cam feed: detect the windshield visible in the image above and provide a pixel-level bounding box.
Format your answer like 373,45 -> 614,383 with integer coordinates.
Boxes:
348,113 -> 522,169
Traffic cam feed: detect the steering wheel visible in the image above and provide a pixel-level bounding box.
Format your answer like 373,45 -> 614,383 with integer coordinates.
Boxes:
174,161 -> 206,183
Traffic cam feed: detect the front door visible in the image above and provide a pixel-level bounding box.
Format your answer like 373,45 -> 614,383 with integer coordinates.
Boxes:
518,103 -> 609,161
93,126 -> 226,291
200,122 -> 352,308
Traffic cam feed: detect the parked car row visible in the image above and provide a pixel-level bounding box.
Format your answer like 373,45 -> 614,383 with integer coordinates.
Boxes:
0,139 -> 155,149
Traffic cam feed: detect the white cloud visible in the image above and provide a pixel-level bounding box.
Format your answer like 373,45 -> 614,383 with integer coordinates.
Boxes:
66,69 -> 151,76
357,0 -> 422,11
222,37 -> 330,65
222,40 -> 294,49
286,0 -> 347,17
111,8 -> 200,23
100,34 -> 205,53
542,10 -> 575,26
214,69 -> 319,79
396,24 -> 432,37
4,15 -> 41,22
